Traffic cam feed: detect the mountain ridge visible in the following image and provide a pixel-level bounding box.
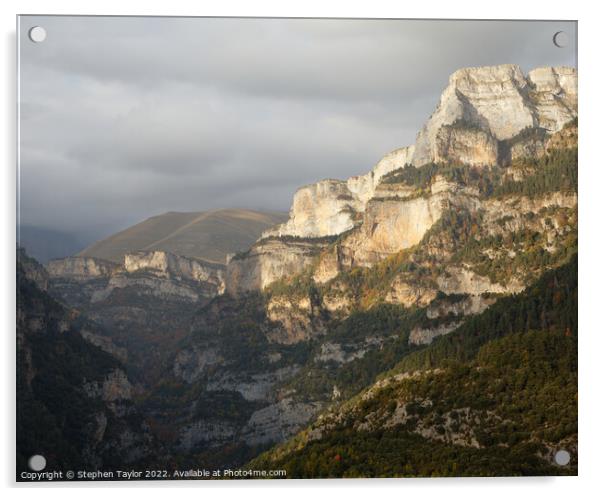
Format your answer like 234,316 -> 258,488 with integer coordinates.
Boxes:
226,64 -> 577,294
30,64 -> 578,477
77,208 -> 288,264
247,256 -> 578,477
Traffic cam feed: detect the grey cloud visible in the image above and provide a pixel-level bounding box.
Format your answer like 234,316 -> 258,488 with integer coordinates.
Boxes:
18,16 -> 576,241
21,18 -> 575,103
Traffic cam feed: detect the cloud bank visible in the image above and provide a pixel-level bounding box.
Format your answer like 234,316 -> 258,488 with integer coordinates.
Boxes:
18,16 -> 576,242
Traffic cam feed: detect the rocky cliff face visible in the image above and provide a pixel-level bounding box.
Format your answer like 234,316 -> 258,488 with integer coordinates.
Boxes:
47,250 -> 225,305
332,178 -> 479,270
347,146 -> 415,204
265,294 -> 326,344
124,250 -> 225,293
226,237 -> 331,294
413,65 -> 576,166
261,180 -> 361,239
528,66 -> 578,131
227,65 -> 577,295
261,146 -> 416,242
225,113 -> 577,372
249,262 -> 579,476
46,256 -> 119,280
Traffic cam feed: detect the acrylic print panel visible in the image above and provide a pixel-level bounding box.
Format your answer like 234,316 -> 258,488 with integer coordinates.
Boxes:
16,16 -> 577,481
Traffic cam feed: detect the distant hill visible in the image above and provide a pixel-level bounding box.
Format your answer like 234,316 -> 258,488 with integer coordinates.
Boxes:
77,209 -> 288,264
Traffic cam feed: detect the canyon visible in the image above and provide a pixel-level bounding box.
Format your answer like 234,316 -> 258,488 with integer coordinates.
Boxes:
23,64 -> 578,475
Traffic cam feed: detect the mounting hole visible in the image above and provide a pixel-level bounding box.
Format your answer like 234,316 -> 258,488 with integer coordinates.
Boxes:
28,454 -> 47,471
553,31 -> 569,48
28,26 -> 47,43
554,450 -> 571,466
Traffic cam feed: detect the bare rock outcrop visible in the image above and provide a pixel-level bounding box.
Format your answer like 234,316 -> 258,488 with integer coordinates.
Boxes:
228,65 -> 576,293
436,267 -> 524,296
385,279 -> 438,308
338,179 -> 477,269
413,64 -> 577,167
47,251 -> 225,304
124,250 -> 225,293
265,295 -> 325,344
173,346 -> 223,383
240,398 -> 323,447
314,178 -> 480,281
226,237 -> 330,294
262,146 -> 415,241
46,256 -> 119,280
346,146 -> 415,204
425,294 -> 496,319
408,323 -> 460,346
261,180 -> 361,239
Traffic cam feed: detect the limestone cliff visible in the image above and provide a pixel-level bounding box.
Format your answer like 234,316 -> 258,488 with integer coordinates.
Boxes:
413,65 -> 577,166
333,178 -> 480,270
261,146 -> 415,241
124,250 -> 225,293
47,250 -> 225,305
45,250 -> 230,392
260,180 -> 361,239
347,146 -> 415,204
227,65 -> 577,295
46,256 -> 119,280
226,237 -> 331,295
226,121 -> 577,351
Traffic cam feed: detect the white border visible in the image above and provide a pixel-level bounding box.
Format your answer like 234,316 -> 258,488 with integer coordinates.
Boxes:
2,1 -> 601,495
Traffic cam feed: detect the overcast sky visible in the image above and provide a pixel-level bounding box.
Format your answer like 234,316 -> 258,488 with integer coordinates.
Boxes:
18,16 -> 576,243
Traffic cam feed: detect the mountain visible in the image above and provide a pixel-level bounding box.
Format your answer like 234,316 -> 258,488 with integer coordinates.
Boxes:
28,64 -> 578,478
227,65 -> 577,294
77,209 -> 288,264
248,257 -> 577,477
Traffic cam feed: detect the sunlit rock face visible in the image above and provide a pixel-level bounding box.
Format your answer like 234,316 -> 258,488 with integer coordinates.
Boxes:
527,66 -> 577,131
46,251 -> 225,305
46,256 -> 118,280
336,178 -> 477,269
412,64 -> 577,167
225,65 -> 577,294
260,179 -> 360,239
226,237 -> 331,294
346,146 -> 415,205
124,250 -> 225,293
